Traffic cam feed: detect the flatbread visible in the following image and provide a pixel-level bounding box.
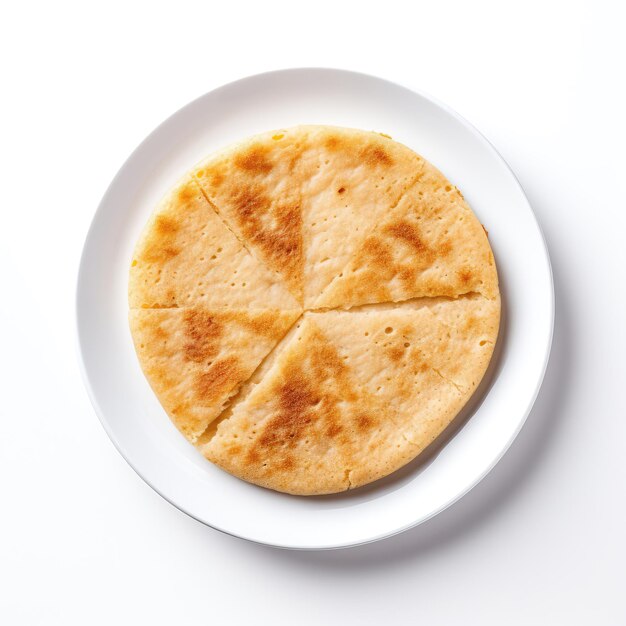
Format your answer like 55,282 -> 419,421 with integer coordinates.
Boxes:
129,176 -> 299,310
129,308 -> 300,443
315,161 -> 498,308
299,126 -> 425,307
201,297 -> 499,495
129,125 -> 501,495
193,129 -> 313,303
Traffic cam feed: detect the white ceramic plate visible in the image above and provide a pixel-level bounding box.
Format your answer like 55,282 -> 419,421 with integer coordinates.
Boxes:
77,68 -> 553,550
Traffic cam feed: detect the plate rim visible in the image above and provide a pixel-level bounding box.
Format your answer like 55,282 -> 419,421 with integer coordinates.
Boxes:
76,67 -> 555,550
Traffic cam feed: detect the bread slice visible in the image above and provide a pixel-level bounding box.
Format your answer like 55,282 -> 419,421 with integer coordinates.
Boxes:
299,126 -> 425,307
193,129 -> 314,303
129,308 -> 300,443
315,161 -> 498,309
129,176 -> 299,310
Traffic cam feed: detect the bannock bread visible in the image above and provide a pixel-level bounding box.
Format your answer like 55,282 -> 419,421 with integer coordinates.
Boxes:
129,125 -> 500,495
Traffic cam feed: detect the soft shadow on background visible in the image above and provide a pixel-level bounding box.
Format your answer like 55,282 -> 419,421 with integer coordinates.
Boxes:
240,186 -> 573,569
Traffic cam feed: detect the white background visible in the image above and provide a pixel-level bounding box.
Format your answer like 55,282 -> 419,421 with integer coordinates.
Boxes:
1,0 -> 624,623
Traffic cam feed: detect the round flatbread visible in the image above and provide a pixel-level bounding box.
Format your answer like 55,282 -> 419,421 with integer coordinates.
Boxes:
129,125 -> 500,495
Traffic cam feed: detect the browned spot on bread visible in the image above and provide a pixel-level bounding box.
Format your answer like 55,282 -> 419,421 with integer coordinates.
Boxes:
227,444 -> 242,457
237,311 -> 285,338
387,220 -> 452,261
209,170 -> 224,188
387,345 -> 406,363
398,265 -> 417,285
464,315 -> 479,332
234,145 -> 273,174
457,268 -> 473,285
310,340 -> 349,381
279,375 -> 322,420
386,220 -> 429,255
155,215 -> 179,235
143,245 -> 180,263
323,135 -> 393,167
176,183 -> 196,205
324,135 -> 342,151
252,204 -> 301,268
482,224 -> 489,237
356,414 -> 375,433
232,184 -> 269,220
362,237 -> 393,269
436,240 -> 453,256
140,214 -> 182,263
230,184 -> 302,280
248,329 -> 357,473
326,423 -> 343,438
361,144 -> 393,167
279,455 -> 295,471
340,217 -> 458,300
152,325 -> 168,341
194,356 -> 240,401
246,448 -> 261,466
258,375 -> 320,449
183,309 -> 223,362
286,150 -> 303,173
